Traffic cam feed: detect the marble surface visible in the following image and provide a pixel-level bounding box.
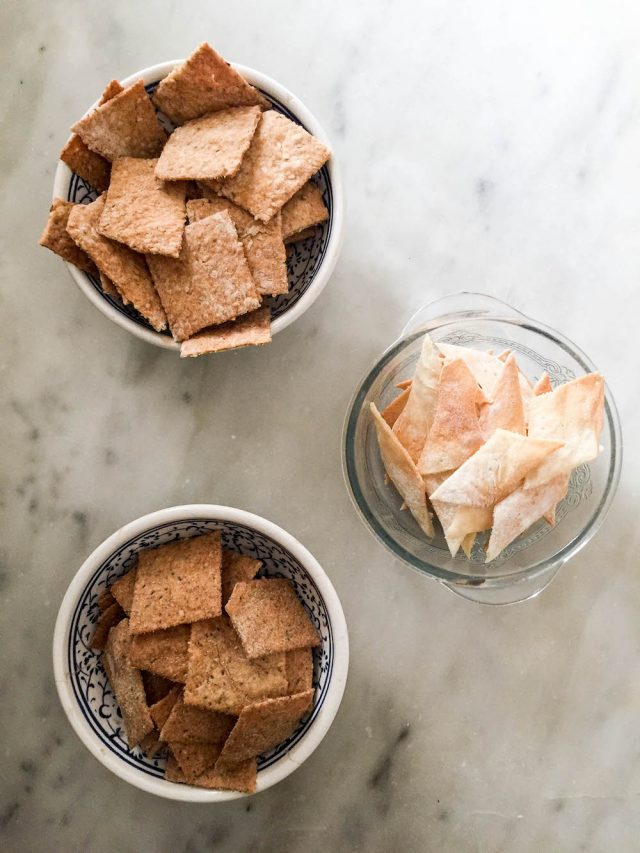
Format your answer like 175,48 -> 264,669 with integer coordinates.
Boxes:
1,0 -> 640,850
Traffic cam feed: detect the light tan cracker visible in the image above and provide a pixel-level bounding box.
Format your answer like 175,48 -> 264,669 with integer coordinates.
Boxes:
39,199 -> 96,273
478,353 -> 526,440
280,181 -> 328,239
285,648 -> 313,694
180,307 -> 271,358
381,386 -> 411,428
533,372 -> 553,395
393,333 -> 441,462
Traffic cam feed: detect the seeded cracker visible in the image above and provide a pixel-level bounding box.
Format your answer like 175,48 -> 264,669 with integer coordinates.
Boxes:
129,624 -> 190,682
39,199 -> 96,274
110,568 -> 137,614
66,196 -> 167,331
225,579 -> 320,658
102,619 -> 154,747
98,158 -> 187,257
155,107 -> 261,181
180,308 -> 272,358
285,648 -> 314,694
129,533 -> 222,634
220,551 -> 262,606
146,211 -> 260,341
72,80 -> 167,161
160,695 -> 235,744
152,42 -> 269,125
281,182 -> 328,240
214,110 -> 331,222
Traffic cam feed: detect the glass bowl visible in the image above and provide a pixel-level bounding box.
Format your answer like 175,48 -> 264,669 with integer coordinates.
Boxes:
342,293 -> 622,604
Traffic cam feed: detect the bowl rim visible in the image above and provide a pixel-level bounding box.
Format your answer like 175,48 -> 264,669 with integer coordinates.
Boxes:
52,59 -> 344,350
342,295 -> 623,590
52,504 -> 349,802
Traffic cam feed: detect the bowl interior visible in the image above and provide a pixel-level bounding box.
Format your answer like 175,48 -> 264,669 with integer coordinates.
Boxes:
67,517 -> 334,787
344,316 -> 620,585
65,78 -> 334,342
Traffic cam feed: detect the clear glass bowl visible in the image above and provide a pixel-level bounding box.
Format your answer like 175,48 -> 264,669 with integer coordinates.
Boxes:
342,293 -> 622,604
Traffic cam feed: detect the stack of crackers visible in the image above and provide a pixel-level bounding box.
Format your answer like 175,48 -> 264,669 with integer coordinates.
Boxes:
371,335 -> 605,561
39,43 -> 331,358
91,532 -> 320,792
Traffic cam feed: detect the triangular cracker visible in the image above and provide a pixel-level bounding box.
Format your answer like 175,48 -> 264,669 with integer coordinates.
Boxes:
437,343 -> 504,402
393,333 -> 441,462
533,372 -> 553,395
381,386 -> 411,428
478,353 -> 526,439
281,181 -> 329,240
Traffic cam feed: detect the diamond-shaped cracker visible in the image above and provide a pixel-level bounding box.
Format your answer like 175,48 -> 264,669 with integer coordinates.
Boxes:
98,158 -> 186,257
39,199 -> 96,274
72,79 -> 167,161
90,601 -> 124,650
149,686 -> 181,731
170,741 -> 222,783
285,648 -> 313,695
478,353 -> 526,440
110,568 -> 137,615
214,110 -> 331,222
180,307 -> 272,359
225,579 -> 320,659
221,551 -> 262,607
152,43 -> 269,126
129,533 -> 222,634
129,624 -> 190,682
160,694 -> 234,744
147,211 -> 260,341
102,619 -> 154,747
66,197 -> 167,331
281,181 -> 328,240
155,106 -> 261,181
219,690 -> 314,763
393,334 -> 441,462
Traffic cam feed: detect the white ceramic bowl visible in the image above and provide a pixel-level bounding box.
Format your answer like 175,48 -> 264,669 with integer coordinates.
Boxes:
52,505 -> 349,801
52,61 -> 344,349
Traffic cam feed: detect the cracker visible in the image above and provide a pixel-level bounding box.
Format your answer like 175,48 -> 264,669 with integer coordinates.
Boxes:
160,695 -> 235,744
437,343 -> 504,403
102,619 -> 154,747
71,79 -> 167,161
281,182 -> 328,240
225,579 -> 320,658
99,80 -> 124,104
90,601 -> 124,650
193,757 -> 257,793
533,372 -> 553,395
147,211 -> 259,340
66,196 -> 167,331
39,199 -> 96,273
98,271 -> 119,297
152,42 -> 269,125
381,386 -> 411,428
397,379 -> 413,390
98,158 -> 186,257
142,672 -> 175,706
219,690 -> 314,763
436,504 -> 493,557
393,334 -> 441,462
129,624 -> 190,682
170,741 -> 221,783
97,589 -> 116,612
59,135 -> 111,193
156,106 -> 261,181
180,307 -> 271,358
286,648 -> 313,694
184,617 -> 287,714
221,551 -> 262,606
110,568 -> 137,614
149,686 -> 181,731
478,353 -> 526,440
129,533 -> 222,634
165,753 -> 187,783
285,226 -> 315,244
139,731 -> 163,758
215,110 -> 331,222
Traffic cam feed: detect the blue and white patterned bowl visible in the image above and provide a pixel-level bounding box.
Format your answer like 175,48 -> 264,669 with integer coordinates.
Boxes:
51,61 -> 344,350
53,505 -> 349,801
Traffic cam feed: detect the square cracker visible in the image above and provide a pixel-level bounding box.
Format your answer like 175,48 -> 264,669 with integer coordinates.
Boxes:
225,579 -> 320,658
102,619 -> 154,747
160,694 -> 235,744
98,158 -> 186,257
39,199 -> 96,274
184,617 -> 287,715
72,79 -> 167,162
180,307 -> 272,359
155,107 -> 261,181
219,690 -> 314,763
281,182 -> 328,240
129,624 -> 190,682
152,42 -> 269,125
170,741 -> 222,783
214,110 -> 331,222
187,197 -> 287,297
110,568 -> 137,614
221,551 -> 262,606
66,196 -> 167,331
149,686 -> 181,730
146,211 -> 260,341
285,648 -> 314,694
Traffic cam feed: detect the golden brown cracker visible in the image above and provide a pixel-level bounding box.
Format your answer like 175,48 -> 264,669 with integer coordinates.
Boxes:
180,307 -> 271,358
129,624 -> 190,682
110,568 -> 137,615
39,198 -> 96,273
193,756 -> 257,793
102,619 -> 154,747
98,270 -> 119,297
165,753 -> 187,783
149,686 -> 181,731
90,602 -> 124,651
281,181 -> 328,239
59,135 -> 111,193
160,695 -> 235,744
221,551 -> 262,607
285,648 -> 313,695
478,353 -> 526,440
170,741 -> 222,783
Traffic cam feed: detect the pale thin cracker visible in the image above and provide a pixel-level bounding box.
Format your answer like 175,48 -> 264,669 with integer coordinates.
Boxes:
152,42 -> 269,125
72,79 -> 167,161
381,386 -> 411,428
155,107 -> 261,181
533,372 -> 553,395
149,686 -> 181,730
180,308 -> 272,358
214,110 -> 331,222
39,199 -> 96,274
393,333 -> 441,462
221,551 -> 262,606
286,648 -> 313,694
146,211 -> 260,341
170,741 -> 221,783
129,533 -> 222,634
478,353 -> 526,440
98,158 -> 186,257
90,602 -> 124,650
110,568 -> 137,615
129,624 -> 190,682
437,343 -> 504,403
102,619 -> 154,747
436,504 -> 493,557
66,196 -> 167,331
160,695 -> 234,744
397,379 -> 413,390
280,181 -> 328,239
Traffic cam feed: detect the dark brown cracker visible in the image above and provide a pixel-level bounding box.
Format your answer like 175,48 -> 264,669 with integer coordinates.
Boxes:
221,551 -> 262,606
72,79 -> 167,161
285,226 -> 315,244
110,568 -> 137,614
160,695 -> 235,744
285,648 -> 314,694
102,619 -> 154,747
170,741 -> 222,783
142,672 -> 175,705
90,602 -> 124,650
165,753 -> 187,783
281,182 -> 328,239
129,624 -> 190,682
139,731 -> 163,758
150,686 -> 181,731
129,533 -> 222,634
59,135 -> 111,193
193,757 -> 257,793
152,42 -> 269,125
39,199 -> 96,273
146,211 -> 260,341
66,196 -> 167,331
98,589 -> 117,612
98,158 -> 186,257
219,690 -> 314,763
180,307 -> 272,359
225,579 -> 320,658
184,617 -> 287,715
155,107 -> 261,181
215,110 -> 331,222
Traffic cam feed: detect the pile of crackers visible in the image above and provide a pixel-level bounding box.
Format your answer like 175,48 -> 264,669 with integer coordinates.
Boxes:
39,43 -> 330,358
371,335 -> 605,561
91,532 -> 320,792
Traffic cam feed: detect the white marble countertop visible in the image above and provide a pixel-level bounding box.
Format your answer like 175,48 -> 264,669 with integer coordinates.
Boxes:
2,0 -> 640,850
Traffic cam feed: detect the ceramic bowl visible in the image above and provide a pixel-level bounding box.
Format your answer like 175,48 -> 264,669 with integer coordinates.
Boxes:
52,505 -> 349,801
52,61 -> 343,349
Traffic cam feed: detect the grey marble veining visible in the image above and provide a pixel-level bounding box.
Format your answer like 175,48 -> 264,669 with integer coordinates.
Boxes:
1,0 -> 640,850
